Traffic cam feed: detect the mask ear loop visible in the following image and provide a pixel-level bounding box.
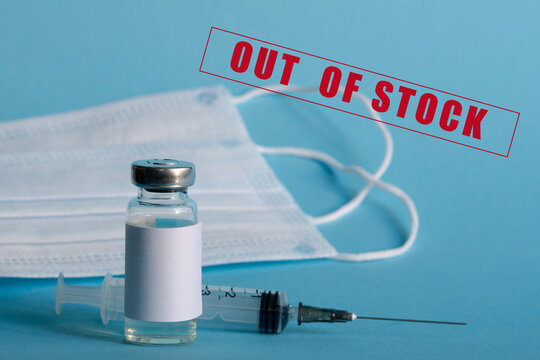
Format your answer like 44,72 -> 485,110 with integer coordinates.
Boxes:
256,145 -> 418,261
233,84 -> 393,225
233,85 -> 419,261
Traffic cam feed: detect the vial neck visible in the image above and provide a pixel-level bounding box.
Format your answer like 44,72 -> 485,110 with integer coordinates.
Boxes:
138,187 -> 188,203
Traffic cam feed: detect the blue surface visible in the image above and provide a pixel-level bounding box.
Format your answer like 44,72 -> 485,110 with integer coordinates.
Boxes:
0,1 -> 538,359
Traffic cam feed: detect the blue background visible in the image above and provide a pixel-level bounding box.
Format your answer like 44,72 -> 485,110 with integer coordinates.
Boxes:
0,1 -> 538,359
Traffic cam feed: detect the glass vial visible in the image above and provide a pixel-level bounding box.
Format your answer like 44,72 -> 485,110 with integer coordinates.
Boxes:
124,159 -> 201,345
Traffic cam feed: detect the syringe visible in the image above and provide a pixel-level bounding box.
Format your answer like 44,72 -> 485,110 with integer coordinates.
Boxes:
56,273 -> 465,334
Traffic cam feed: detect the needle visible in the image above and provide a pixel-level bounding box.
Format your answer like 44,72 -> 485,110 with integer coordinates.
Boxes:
352,314 -> 466,325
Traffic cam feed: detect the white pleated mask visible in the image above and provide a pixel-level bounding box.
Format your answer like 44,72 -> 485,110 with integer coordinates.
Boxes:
0,85 -> 418,278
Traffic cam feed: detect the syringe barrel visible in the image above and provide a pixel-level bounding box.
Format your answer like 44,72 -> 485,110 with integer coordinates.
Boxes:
63,275 -> 291,333
200,285 -> 290,334
101,273 -> 125,324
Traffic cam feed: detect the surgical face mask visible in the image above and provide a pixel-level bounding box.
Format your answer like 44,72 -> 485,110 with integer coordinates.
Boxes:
0,85 -> 418,278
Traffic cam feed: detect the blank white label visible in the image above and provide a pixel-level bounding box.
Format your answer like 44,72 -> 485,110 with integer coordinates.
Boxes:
125,222 -> 202,322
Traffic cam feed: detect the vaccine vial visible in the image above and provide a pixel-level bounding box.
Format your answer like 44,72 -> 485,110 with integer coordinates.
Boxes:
124,159 -> 202,345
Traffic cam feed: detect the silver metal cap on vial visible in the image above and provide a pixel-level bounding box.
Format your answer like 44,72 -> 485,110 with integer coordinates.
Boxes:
131,159 -> 195,189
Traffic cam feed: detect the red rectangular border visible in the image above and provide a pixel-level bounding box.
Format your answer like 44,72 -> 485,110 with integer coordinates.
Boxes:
200,27 -> 520,158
